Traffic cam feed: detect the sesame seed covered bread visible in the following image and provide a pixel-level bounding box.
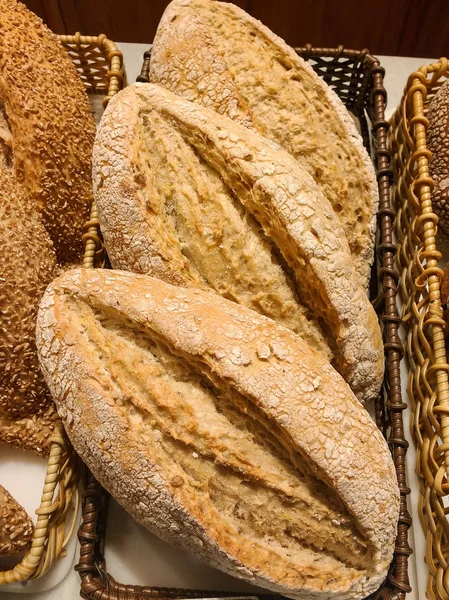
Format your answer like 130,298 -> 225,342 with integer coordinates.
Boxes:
93,83 -> 384,403
0,169 -> 57,455
0,485 -> 33,557
428,79 -> 449,238
0,0 -> 95,454
150,0 -> 379,288
0,0 -> 96,265
36,268 -> 399,600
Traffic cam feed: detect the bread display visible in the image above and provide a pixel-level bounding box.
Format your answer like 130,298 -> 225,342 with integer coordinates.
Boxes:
36,268 -> 399,600
150,0 -> 378,288
0,485 -> 33,557
0,1 -> 398,593
0,168 -> 57,455
93,83 -> 384,403
428,78 -> 449,238
0,0 -> 96,265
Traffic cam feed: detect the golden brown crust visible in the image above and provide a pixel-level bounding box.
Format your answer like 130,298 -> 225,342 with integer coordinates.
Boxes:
93,83 -> 384,403
36,268 -> 399,600
0,412 -> 56,456
0,484 -> 34,556
150,0 -> 378,288
0,0 -> 91,454
0,168 -> 57,455
428,79 -> 449,238
0,0 -> 96,264
150,0 -> 255,129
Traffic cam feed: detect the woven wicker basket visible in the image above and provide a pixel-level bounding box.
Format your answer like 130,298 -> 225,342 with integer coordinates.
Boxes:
391,57 -> 449,600
0,33 -> 124,587
76,46 -> 412,600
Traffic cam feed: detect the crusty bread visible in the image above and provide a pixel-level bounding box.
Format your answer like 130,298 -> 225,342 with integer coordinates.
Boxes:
0,484 -> 33,557
36,268 -> 399,600
0,0 -> 96,264
0,0 -> 94,454
93,83 -> 384,403
0,168 -> 57,455
428,78 -> 449,238
150,0 -> 378,288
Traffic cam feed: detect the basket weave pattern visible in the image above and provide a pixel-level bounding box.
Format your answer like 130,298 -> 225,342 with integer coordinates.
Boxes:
76,47 -> 412,600
58,33 -> 126,106
391,58 -> 449,600
0,422 -> 78,584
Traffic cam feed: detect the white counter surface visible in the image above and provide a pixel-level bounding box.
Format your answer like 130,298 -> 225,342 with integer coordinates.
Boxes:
0,44 -> 438,600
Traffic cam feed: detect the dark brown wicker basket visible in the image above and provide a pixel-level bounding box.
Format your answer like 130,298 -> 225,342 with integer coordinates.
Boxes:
77,45 -> 412,600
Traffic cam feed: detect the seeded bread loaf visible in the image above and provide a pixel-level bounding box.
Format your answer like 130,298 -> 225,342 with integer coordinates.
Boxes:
0,0 -> 96,264
0,0 -> 94,454
0,169 -> 57,455
36,268 -> 399,600
428,79 -> 449,238
150,0 -> 378,288
93,83 -> 384,403
0,485 -> 33,557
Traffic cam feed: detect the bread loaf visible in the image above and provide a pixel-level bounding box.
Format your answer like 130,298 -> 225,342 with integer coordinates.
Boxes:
150,0 -> 378,288
93,83 -> 384,403
428,78 -> 449,237
0,485 -> 33,557
0,168 -> 57,455
0,0 -> 96,264
0,0 -> 95,453
36,268 -> 399,600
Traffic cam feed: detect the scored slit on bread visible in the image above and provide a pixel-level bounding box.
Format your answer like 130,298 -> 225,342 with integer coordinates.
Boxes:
93,83 -> 383,403
87,303 -> 372,572
36,268 -> 399,600
127,104 -> 334,361
150,0 -> 379,289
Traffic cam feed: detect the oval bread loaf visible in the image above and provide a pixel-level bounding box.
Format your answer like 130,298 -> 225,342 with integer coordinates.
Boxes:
150,0 -> 378,288
93,83 -> 384,403
36,268 -> 399,600
0,0 -> 96,264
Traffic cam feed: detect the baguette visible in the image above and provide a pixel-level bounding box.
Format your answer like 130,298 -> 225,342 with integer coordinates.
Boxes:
93,83 -> 384,403
150,0 -> 378,288
36,268 -> 399,600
